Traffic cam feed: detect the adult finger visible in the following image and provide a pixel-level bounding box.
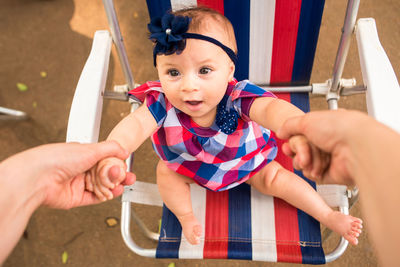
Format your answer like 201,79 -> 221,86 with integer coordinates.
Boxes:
111,172 -> 136,197
108,165 -> 127,186
121,172 -> 136,186
288,136 -> 311,169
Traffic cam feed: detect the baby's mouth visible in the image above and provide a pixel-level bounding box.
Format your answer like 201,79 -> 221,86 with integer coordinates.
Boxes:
184,100 -> 203,111
185,100 -> 202,106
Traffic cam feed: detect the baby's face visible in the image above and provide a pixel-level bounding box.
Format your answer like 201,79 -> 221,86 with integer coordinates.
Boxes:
156,25 -> 235,128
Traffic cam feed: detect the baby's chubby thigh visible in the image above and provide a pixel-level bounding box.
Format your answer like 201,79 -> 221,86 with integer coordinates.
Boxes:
156,160 -> 195,215
156,160 -> 195,187
246,160 -> 293,197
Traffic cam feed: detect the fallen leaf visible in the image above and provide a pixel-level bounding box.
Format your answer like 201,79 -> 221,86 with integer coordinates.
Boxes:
16,83 -> 28,92
62,251 -> 68,264
32,101 -> 37,108
105,217 -> 119,227
167,263 -> 175,267
40,71 -> 47,78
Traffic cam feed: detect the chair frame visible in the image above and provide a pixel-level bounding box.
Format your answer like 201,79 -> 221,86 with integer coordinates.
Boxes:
0,106 -> 27,121
66,0 -> 400,263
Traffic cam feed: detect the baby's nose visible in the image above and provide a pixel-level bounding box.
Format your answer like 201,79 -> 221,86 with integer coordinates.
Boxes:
181,75 -> 199,92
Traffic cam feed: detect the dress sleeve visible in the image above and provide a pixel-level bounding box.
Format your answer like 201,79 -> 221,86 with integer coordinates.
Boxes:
231,80 -> 277,121
128,81 -> 167,127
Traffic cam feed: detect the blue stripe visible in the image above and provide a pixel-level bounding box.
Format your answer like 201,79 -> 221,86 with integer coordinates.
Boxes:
291,82 -> 325,263
224,0 -> 250,80
291,52 -> 325,264
156,205 -> 181,258
295,170 -> 326,264
290,92 -> 310,113
292,0 -> 325,85
227,183 -> 252,259
146,0 -> 172,20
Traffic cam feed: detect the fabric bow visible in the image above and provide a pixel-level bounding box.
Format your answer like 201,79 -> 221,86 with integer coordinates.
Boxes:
148,13 -> 191,65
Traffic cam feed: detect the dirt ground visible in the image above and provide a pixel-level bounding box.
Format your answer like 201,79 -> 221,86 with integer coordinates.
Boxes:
1,0 -> 399,266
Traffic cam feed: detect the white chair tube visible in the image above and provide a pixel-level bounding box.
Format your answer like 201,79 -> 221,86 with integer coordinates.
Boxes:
102,0 -> 135,91
329,0 -> 360,94
121,202 -> 157,258
66,31 -> 112,143
356,18 -> 400,133
325,207 -> 350,262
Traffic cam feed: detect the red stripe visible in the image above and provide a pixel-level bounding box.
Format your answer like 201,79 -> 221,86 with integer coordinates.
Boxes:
270,0 -> 302,84
196,0 -> 224,14
203,190 -> 229,258
273,93 -> 302,263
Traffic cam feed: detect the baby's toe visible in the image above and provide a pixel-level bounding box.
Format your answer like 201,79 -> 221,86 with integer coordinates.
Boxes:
344,233 -> 359,245
352,226 -> 362,234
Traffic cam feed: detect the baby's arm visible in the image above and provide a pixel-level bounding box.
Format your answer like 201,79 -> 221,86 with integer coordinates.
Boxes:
249,96 -> 304,133
88,103 -> 158,201
249,98 -> 330,179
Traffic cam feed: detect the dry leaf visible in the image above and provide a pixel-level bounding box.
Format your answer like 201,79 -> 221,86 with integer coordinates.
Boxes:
40,71 -> 47,78
16,83 -> 28,92
62,251 -> 68,264
105,217 -> 119,227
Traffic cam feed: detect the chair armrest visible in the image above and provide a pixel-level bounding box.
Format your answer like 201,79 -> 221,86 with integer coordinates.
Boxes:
356,18 -> 400,133
66,30 -> 112,143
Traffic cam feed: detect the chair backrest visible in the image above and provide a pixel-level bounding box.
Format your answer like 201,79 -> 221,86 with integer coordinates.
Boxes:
145,0 -> 325,85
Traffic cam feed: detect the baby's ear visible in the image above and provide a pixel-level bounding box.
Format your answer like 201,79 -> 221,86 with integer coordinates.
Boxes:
228,61 -> 235,81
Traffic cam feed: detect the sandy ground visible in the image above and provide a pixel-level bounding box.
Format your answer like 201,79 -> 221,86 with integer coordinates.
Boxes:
1,0 -> 399,266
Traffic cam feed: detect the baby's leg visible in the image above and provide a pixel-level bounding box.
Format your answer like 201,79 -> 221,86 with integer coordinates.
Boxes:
247,161 -> 362,245
157,160 -> 202,245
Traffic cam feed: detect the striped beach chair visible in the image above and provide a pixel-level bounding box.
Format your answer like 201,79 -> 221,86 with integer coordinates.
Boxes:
66,0 -> 400,264
125,0 -> 339,264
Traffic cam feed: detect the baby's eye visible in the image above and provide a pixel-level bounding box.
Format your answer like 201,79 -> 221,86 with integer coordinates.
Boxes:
199,67 -> 211,75
168,69 -> 180,77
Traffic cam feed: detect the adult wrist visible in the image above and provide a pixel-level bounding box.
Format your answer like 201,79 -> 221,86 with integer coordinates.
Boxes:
0,150 -> 47,212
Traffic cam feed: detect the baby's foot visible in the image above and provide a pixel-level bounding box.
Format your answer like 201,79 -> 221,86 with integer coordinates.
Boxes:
325,211 -> 363,245
177,212 -> 202,245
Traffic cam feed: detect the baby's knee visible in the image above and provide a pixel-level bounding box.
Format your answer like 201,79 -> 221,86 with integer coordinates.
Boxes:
262,161 -> 287,191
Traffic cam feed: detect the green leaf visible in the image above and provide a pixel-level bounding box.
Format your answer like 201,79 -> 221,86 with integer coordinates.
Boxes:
167,263 -> 175,267
16,83 -> 28,92
158,219 -> 162,234
62,251 -> 68,264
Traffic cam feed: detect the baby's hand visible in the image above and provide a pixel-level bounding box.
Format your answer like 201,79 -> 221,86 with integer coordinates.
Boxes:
86,157 -> 127,201
282,135 -> 330,181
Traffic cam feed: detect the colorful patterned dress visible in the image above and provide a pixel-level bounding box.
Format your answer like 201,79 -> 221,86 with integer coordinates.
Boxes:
129,80 -> 278,192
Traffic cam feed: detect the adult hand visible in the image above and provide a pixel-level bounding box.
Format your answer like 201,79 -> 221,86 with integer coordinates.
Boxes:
277,109 -> 367,186
4,141 -> 136,209
0,141 -> 136,264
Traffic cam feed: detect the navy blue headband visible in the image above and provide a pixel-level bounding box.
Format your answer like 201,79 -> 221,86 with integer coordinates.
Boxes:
148,13 -> 237,66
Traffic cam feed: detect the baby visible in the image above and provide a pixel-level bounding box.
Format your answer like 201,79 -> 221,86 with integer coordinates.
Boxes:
87,7 -> 362,246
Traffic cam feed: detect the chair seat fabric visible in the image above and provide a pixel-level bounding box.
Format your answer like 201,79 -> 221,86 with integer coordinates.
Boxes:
156,182 -> 325,264
155,93 -> 325,264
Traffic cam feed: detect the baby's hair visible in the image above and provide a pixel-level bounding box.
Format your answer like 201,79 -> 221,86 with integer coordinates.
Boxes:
172,6 -> 238,54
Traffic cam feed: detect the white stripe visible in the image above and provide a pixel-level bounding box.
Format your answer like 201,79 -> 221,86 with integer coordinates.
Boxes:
249,0 -> 276,84
251,187 -> 277,261
178,184 -> 206,259
170,0 -> 197,11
